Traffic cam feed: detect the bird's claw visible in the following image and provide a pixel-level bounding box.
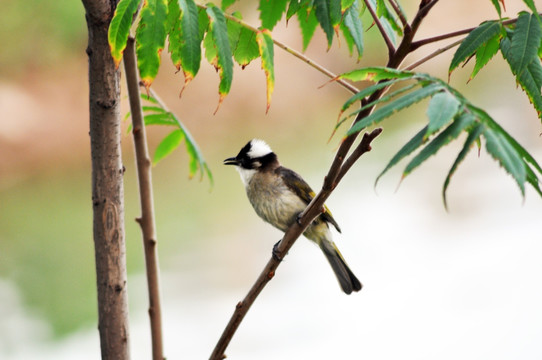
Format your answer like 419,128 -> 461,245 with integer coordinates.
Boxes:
272,240 -> 283,262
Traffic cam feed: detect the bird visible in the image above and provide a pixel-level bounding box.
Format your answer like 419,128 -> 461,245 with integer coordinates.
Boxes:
224,139 -> 362,294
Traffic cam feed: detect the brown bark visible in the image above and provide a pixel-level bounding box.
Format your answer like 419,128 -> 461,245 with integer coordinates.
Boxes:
82,0 -> 131,359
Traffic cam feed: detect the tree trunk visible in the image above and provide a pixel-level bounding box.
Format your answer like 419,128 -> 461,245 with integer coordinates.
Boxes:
82,1 -> 131,359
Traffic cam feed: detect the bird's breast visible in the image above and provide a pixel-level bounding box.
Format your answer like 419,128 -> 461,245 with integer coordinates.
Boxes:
246,173 -> 306,232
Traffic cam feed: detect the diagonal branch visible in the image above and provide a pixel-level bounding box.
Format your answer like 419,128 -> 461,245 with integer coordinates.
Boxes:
210,1 -> 443,359
363,0 -> 396,58
388,0 -> 409,29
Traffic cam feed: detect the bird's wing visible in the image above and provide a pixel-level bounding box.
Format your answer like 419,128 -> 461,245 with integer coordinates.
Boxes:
276,167 -> 342,233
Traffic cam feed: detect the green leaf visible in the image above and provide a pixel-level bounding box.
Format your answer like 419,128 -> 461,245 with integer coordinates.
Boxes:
259,0 -> 289,30
234,27 -> 260,67
489,0 -> 502,17
442,123 -> 485,209
376,0 -> 402,37
227,12 -> 242,52
198,6 -> 210,38
501,36 -> 542,118
342,0 -> 355,11
144,113 -> 177,126
507,12 -> 541,76
404,112 -> 476,177
375,125 -> 429,187
347,83 -> 443,135
449,21 -> 501,76
136,0 -> 168,89
342,0 -> 363,60
287,0 -> 301,20
109,0 -> 140,68
314,0 -> 340,47
256,30 -> 275,113
206,4 -> 234,110
469,31 -> 501,80
338,66 -> 416,82
153,129 -> 184,165
338,82 -> 421,129
482,125 -> 526,195
168,0 -> 201,95
297,5 -> 319,51
425,91 -> 462,138
522,0 -> 542,23
340,79 -> 400,113
221,0 -> 236,11
203,30 -> 217,66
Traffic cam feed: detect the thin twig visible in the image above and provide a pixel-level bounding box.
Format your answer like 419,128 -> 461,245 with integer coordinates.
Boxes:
404,38 -> 463,70
411,17 -> 519,50
124,37 -> 165,360
388,0 -> 409,29
363,0 -> 396,58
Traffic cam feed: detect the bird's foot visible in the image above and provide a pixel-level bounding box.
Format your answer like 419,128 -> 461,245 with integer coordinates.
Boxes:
272,240 -> 283,262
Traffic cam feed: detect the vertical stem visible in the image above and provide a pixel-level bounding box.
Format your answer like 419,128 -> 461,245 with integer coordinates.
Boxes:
124,37 -> 165,360
83,0 -> 131,358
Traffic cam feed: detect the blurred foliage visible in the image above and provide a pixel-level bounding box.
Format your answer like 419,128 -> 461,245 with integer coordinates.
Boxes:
0,0 -> 86,76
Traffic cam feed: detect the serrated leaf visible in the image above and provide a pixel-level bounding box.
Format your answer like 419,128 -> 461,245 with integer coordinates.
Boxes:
109,0 -> 140,68
203,30 -> 217,67
376,0 -> 402,37
482,126 -> 526,195
338,82 -> 421,130
314,0 -> 340,47
259,0 -> 289,30
404,112 -> 476,177
234,27 -> 260,67
168,0 -> 201,96
142,105 -> 167,114
206,4 -> 234,111
153,129 -> 184,165
342,0 -> 363,60
442,122 -> 485,209
347,83 -> 443,135
501,36 -> 542,118
469,31 -> 501,80
136,0 -> 168,89
449,21 -> 501,76
342,0 -> 355,11
340,79 -> 400,113
338,66 -> 415,82
425,91 -> 462,138
375,125 -> 429,187
297,6 -> 319,50
227,12 -> 242,51
508,12 -> 542,76
256,30 -> 275,113
287,0 -> 301,20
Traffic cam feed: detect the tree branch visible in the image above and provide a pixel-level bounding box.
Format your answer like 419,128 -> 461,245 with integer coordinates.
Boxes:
411,17 -> 519,51
388,0 -> 409,30
210,1 -> 443,358
124,37 -> 164,360
404,38 -> 463,71
82,0 -> 131,358
363,0 -> 396,58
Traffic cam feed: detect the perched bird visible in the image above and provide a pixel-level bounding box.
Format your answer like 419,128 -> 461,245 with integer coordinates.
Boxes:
224,139 -> 362,294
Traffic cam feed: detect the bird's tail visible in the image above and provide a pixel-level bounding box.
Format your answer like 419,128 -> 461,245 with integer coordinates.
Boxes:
319,240 -> 362,295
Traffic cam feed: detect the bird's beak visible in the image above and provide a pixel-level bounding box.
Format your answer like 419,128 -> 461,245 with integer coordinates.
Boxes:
223,157 -> 239,166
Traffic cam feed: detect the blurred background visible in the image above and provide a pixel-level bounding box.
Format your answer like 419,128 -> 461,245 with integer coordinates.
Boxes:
1,1 -> 542,359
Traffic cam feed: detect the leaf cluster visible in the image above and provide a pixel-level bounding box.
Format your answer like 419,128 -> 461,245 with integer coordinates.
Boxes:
336,67 -> 542,208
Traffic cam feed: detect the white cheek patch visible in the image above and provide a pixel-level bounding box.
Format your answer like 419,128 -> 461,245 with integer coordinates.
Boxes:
248,139 -> 272,158
236,167 -> 257,186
